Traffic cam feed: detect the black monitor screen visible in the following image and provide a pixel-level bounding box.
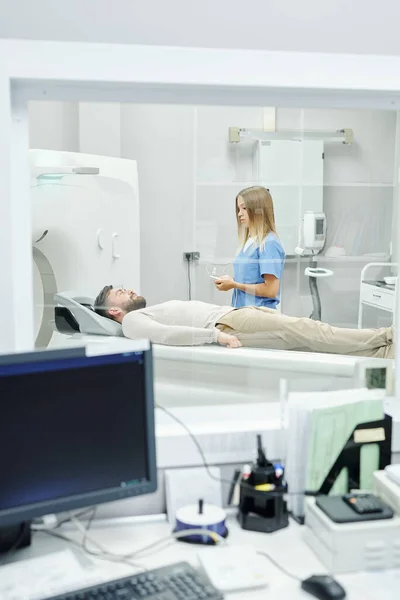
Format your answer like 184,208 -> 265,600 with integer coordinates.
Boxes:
0,350 -> 156,526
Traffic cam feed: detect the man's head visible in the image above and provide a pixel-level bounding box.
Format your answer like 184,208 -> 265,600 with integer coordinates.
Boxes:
94,285 -> 147,323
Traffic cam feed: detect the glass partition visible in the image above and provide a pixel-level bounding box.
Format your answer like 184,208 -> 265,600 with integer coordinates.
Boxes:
29,102 -> 397,408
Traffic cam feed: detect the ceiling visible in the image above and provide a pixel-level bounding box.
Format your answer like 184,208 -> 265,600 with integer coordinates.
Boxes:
1,0 -> 400,56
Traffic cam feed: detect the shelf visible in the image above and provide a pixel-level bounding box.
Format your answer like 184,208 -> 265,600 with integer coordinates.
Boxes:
198,255 -> 391,265
286,255 -> 391,263
196,181 -> 395,188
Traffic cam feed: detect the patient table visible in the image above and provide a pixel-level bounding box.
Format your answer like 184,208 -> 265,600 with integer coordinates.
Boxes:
51,292 -> 392,408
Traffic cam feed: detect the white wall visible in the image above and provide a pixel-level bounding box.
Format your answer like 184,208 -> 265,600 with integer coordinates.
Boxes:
28,102 -> 397,326
79,103 -> 122,158
29,102 -> 79,152
3,1 -> 400,56
121,104 -> 195,305
194,107 -> 396,326
279,109 -> 396,326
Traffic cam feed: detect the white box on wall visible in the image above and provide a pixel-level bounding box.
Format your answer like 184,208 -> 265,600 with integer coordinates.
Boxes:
255,140 -> 324,254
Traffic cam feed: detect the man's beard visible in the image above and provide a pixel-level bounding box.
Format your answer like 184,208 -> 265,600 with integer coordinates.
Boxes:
123,296 -> 147,313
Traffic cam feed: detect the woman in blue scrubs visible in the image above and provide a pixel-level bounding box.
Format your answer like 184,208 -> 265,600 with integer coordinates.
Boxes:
215,186 -> 285,308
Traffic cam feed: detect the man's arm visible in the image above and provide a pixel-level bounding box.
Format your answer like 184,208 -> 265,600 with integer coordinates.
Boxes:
122,311 -> 219,346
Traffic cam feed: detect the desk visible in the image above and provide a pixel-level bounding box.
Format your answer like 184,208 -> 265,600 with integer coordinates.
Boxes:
1,515 -> 399,600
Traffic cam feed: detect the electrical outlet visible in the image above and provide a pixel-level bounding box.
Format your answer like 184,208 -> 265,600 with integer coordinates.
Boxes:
183,252 -> 200,262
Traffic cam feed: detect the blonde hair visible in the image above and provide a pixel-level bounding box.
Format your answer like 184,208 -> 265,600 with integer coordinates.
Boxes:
236,186 -> 277,249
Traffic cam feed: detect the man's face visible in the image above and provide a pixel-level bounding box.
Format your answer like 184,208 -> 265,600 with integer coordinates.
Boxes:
107,287 -> 146,319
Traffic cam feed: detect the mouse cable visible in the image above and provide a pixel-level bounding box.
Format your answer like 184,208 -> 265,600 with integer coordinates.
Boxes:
256,550 -> 302,582
156,403 -> 317,497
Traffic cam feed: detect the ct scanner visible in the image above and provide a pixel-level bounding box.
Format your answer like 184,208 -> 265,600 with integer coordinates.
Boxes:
32,148 -> 140,349
32,150 -> 393,409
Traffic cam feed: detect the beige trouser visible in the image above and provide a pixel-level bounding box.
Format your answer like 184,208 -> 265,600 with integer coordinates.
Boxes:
216,306 -> 394,359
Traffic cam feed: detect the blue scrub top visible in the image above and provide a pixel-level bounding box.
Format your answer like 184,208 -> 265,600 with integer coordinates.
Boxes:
232,233 -> 285,309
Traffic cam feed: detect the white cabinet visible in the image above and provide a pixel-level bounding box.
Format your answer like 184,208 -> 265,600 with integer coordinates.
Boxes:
358,263 -> 397,328
255,140 -> 324,255
360,283 -> 394,313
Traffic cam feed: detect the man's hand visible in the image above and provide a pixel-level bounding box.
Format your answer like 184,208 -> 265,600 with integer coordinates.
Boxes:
217,331 -> 242,348
215,276 -> 235,292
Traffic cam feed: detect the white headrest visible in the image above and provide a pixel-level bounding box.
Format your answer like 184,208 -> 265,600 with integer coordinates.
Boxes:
54,291 -> 124,337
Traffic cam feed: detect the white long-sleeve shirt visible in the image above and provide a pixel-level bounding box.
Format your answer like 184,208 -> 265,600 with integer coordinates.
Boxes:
122,300 -> 234,346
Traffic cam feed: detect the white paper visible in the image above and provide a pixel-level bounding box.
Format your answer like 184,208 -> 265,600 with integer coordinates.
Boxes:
0,549 -> 97,600
285,388 -> 384,517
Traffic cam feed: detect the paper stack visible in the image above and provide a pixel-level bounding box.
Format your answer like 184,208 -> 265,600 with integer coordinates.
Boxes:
285,388 -> 385,519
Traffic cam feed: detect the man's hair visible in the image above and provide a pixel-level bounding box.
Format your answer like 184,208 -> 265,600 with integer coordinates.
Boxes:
94,285 -> 114,320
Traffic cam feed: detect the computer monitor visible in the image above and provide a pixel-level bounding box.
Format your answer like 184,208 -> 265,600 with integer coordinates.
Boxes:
0,346 -> 86,366
0,345 -> 157,530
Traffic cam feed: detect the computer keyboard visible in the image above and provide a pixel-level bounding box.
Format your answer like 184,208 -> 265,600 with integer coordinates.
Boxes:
41,561 -> 224,600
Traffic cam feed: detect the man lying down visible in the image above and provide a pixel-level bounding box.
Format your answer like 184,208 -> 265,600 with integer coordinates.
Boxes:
94,285 -> 394,359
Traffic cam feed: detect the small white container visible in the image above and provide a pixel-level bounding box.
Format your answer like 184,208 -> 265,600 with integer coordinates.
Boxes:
384,276 -> 397,285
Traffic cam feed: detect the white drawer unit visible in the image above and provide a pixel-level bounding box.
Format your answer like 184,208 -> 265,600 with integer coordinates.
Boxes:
358,262 -> 397,329
361,282 -> 395,312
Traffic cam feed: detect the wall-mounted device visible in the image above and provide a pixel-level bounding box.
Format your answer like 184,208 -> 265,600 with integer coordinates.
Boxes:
303,211 -> 326,252
295,211 -> 331,322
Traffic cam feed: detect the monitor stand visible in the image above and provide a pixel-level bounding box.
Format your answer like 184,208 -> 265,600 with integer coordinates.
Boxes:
0,522 -> 31,554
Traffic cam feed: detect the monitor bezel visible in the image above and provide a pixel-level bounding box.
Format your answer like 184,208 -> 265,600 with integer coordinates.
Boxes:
0,347 -> 157,527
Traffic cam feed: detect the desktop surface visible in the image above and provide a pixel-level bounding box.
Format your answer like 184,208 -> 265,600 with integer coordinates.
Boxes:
0,515 -> 398,600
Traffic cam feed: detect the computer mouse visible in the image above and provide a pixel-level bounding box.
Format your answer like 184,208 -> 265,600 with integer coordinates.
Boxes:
301,574 -> 346,600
